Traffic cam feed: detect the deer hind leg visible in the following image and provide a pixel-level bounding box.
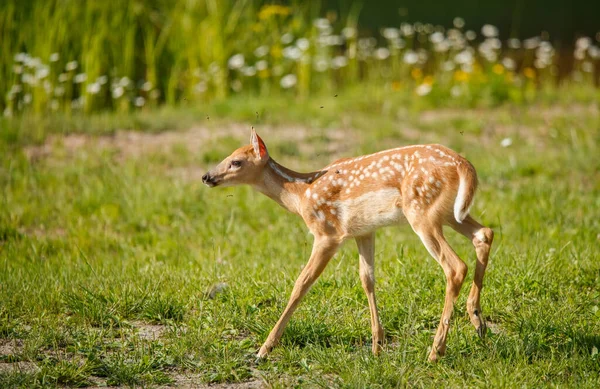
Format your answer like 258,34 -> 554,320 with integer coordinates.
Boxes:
410,219 -> 468,362
257,235 -> 340,358
356,233 -> 384,355
450,215 -> 494,338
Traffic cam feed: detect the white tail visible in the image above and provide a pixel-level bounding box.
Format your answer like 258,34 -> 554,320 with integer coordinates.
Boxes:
454,162 -> 478,223
203,129 -> 494,361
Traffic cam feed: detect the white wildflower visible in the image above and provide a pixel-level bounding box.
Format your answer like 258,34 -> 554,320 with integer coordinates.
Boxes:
500,137 -> 512,147
415,83 -> 432,96
241,66 -> 256,77
576,37 -> 591,50
112,86 -> 124,99
481,24 -> 498,38
313,57 -> 329,72
228,54 -> 245,69
50,53 -> 60,62
65,60 -> 78,71
502,57 -> 516,70
403,50 -> 418,64
326,35 -> 343,46
296,38 -> 310,51
195,81 -> 207,93
254,46 -> 269,57
382,28 -> 400,40
465,30 -> 476,40
400,23 -> 414,36
523,37 -> 540,49
279,74 -> 297,89
14,52 -> 28,63
87,82 -> 101,94
331,56 -> 348,69
429,31 -> 445,44
442,60 -> 455,72
74,73 -> 87,83
313,18 -> 330,30
283,46 -> 302,61
342,27 -> 356,39
454,49 -> 474,65
22,73 -> 36,85
281,33 -> 294,44
134,96 -> 145,107
255,60 -> 268,71
119,76 -> 131,87
453,17 -> 465,29
35,66 -> 50,80
374,47 -> 390,60
508,38 -> 521,49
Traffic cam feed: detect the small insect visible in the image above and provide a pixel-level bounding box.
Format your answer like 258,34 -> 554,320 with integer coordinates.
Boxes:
320,106 -> 324,109
334,94 -> 338,97
207,116 -> 210,120
227,194 -> 233,197
460,131 -> 464,135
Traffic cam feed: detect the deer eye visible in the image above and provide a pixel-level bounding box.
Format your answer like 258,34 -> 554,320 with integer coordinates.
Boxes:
230,160 -> 242,168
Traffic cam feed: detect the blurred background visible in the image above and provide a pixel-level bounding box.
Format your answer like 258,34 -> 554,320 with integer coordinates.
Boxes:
1,0 -> 598,117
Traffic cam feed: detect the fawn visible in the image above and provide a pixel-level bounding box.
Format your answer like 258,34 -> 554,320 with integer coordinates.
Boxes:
202,128 -> 494,361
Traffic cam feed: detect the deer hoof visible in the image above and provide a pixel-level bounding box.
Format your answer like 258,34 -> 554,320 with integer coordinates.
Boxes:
476,321 -> 487,339
257,344 -> 272,359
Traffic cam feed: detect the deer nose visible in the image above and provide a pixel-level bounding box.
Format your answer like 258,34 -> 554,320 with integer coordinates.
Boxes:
202,173 -> 210,183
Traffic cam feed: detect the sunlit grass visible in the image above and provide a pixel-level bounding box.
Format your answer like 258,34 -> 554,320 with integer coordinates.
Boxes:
1,98 -> 599,386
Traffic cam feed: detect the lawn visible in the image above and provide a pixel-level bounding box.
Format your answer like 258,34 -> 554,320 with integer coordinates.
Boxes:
1,96 -> 599,387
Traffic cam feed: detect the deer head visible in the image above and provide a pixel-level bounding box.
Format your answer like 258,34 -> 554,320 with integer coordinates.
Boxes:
202,128 -> 269,188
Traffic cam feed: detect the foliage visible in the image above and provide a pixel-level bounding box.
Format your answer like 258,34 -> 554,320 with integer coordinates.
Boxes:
1,0 -> 599,117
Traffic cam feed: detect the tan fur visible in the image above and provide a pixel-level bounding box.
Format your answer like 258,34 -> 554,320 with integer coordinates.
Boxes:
203,131 -> 494,361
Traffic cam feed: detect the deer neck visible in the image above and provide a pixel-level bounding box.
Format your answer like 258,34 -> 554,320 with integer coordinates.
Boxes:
252,159 -> 314,215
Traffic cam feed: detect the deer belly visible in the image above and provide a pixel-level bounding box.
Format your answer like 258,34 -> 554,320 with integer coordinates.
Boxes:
336,188 -> 406,236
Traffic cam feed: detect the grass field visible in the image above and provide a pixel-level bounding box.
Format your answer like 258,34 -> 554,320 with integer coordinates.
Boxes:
1,95 -> 599,387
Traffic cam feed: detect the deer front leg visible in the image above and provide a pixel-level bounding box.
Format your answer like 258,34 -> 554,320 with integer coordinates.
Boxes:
356,234 -> 384,355
257,236 -> 340,358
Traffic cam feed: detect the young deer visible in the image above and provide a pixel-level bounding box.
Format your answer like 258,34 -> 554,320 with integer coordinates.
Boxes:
202,128 -> 493,361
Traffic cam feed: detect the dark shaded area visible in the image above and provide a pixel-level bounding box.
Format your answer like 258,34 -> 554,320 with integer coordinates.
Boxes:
326,0 -> 599,43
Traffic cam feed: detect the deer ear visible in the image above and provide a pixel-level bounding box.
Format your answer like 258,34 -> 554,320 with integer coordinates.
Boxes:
251,127 -> 268,160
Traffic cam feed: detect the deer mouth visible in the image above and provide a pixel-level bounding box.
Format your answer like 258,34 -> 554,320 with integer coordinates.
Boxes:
202,173 -> 219,187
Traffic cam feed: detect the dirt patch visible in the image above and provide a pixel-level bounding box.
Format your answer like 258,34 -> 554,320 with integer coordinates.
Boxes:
163,373 -> 265,389
17,226 -> 67,240
0,339 -> 24,357
0,361 -> 40,374
132,321 -> 167,340
418,103 -> 598,123
486,321 -> 503,335
23,123 -> 353,163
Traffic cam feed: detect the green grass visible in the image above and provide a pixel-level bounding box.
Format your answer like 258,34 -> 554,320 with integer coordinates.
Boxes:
1,96 -> 599,387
